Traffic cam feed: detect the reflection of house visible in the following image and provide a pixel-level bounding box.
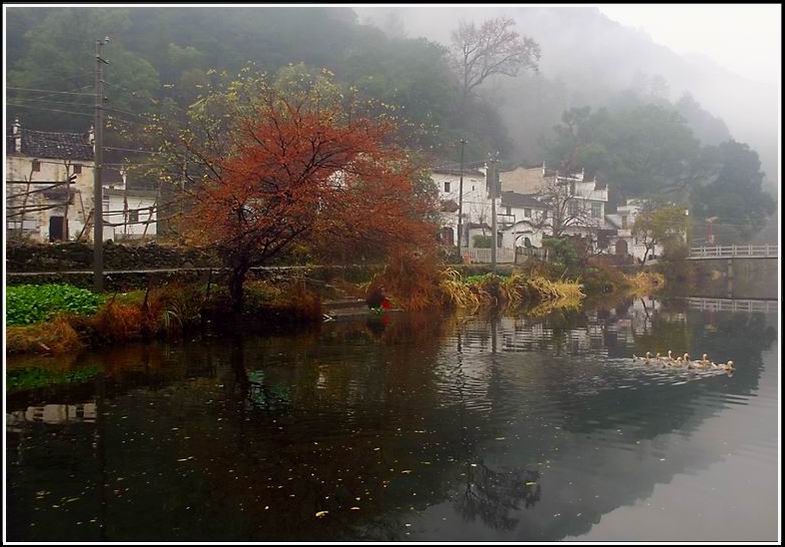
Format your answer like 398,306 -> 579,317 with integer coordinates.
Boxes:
6,119 -> 158,242
6,403 -> 97,425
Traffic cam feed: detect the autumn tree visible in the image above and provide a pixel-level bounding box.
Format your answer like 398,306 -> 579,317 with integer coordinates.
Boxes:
450,17 -> 540,106
632,205 -> 691,265
155,70 -> 437,312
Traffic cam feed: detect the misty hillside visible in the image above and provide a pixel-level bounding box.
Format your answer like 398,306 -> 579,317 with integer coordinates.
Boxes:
5,6 -> 777,241
358,6 -> 778,191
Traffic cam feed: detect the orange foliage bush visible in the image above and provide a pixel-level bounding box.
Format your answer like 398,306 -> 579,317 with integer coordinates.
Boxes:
89,301 -> 145,341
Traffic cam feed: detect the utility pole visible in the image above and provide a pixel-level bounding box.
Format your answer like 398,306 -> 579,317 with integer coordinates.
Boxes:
488,152 -> 499,271
94,38 -> 109,291
457,138 -> 467,259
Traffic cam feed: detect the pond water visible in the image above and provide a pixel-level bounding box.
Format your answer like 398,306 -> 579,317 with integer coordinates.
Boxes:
5,296 -> 779,541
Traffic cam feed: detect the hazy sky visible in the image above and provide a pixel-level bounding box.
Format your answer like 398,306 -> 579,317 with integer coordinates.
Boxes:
597,4 -> 781,85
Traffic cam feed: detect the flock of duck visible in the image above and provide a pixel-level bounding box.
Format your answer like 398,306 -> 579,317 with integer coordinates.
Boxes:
632,351 -> 735,373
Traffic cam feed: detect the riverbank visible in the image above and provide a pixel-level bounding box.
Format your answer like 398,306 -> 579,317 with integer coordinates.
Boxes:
5,257 -> 664,356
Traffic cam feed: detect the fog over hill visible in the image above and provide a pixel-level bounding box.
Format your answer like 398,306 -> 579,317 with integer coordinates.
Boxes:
356,6 -> 779,193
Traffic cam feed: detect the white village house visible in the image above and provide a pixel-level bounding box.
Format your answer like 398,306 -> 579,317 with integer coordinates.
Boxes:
6,119 -> 158,242
434,162 -> 674,263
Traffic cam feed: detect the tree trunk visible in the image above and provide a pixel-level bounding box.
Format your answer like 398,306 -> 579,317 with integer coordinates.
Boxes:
229,264 -> 249,315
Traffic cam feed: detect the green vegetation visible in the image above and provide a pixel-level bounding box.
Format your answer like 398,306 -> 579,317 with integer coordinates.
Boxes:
6,279 -> 323,355
543,102 -> 775,235
6,6 -> 509,162
6,284 -> 105,326
472,235 -> 493,249
6,365 -> 100,393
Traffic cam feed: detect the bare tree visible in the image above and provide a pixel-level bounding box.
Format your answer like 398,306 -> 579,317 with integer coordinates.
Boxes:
450,17 -> 541,105
529,176 -> 598,238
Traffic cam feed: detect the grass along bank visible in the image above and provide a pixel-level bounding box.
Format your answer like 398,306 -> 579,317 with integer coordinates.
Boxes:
5,256 -> 662,356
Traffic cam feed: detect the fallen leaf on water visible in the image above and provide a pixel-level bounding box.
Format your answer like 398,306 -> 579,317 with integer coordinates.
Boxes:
350,507 -> 360,511
315,511 -> 329,518
401,470 -> 412,474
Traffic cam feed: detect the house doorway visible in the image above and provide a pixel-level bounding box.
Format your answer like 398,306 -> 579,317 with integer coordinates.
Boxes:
615,238 -> 628,256
49,216 -> 64,242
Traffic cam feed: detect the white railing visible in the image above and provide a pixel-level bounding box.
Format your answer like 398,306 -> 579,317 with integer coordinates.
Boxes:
687,297 -> 778,314
688,244 -> 778,259
463,248 -> 516,264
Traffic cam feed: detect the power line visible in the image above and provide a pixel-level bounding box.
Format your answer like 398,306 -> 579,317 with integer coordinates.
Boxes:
6,86 -> 96,96
104,146 -> 157,155
6,96 -> 95,107
103,106 -> 158,123
6,102 -> 94,118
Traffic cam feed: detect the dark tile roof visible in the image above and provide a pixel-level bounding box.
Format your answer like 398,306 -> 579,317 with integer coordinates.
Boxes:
501,191 -> 547,209
8,129 -> 94,161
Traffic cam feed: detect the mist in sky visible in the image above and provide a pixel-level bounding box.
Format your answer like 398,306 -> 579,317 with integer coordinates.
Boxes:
356,5 -> 780,189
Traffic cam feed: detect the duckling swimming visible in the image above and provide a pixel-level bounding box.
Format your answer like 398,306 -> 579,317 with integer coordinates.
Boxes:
632,351 -> 653,364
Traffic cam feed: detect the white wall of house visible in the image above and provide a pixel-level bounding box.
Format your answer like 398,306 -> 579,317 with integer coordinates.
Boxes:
7,155 -> 158,242
433,169 -> 501,247
6,155 -> 96,241
103,192 -> 158,241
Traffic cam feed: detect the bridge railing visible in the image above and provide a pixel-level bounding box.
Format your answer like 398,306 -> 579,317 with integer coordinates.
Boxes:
688,244 -> 778,259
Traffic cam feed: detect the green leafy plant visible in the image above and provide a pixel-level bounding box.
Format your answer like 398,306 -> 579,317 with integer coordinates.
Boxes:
6,284 -> 105,326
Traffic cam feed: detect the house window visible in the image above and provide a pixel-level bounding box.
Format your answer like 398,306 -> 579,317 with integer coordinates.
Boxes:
102,195 -> 110,211
570,181 -> 576,195
591,202 -> 602,218
444,181 -> 451,192
32,160 -> 41,172
506,206 -> 511,215
497,233 -> 503,248
621,215 -> 628,229
568,200 -> 578,216
73,164 -> 82,174
129,210 -> 139,223
524,207 -> 532,218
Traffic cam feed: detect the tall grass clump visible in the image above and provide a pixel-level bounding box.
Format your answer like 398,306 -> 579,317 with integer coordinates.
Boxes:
6,284 -> 104,325
6,317 -> 83,354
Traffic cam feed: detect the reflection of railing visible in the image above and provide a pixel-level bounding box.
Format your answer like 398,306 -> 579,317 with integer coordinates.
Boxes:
688,244 -> 778,259
687,297 -> 778,314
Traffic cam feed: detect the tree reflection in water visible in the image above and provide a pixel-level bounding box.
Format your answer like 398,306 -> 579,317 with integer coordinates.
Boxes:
456,462 -> 541,530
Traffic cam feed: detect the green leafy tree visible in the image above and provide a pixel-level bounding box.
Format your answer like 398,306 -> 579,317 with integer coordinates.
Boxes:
690,140 -> 776,239
632,206 -> 691,265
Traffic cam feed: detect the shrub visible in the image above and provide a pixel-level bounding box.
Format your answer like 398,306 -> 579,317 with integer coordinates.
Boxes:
6,284 -> 104,326
472,235 -> 493,249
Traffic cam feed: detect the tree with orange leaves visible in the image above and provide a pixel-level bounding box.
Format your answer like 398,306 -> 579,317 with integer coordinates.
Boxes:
157,69 -> 438,312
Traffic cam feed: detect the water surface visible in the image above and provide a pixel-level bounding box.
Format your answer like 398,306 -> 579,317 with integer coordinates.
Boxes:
5,296 -> 779,541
